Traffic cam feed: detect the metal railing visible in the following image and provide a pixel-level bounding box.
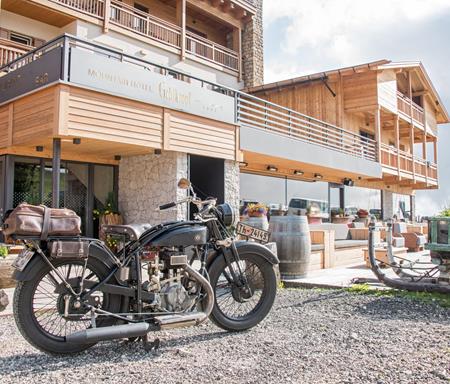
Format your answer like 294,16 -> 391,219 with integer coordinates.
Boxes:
397,91 -> 425,125
1,35 -> 381,165
0,39 -> 34,67
380,143 -> 437,181
237,93 -> 378,161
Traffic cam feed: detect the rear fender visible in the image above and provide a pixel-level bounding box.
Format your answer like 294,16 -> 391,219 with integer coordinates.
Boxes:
13,242 -> 117,282
206,240 -> 279,270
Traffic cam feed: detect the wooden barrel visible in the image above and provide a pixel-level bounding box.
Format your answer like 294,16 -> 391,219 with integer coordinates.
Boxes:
269,216 -> 311,280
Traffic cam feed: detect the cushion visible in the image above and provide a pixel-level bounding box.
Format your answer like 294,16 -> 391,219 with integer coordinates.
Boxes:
352,222 -> 366,229
334,239 -> 367,249
393,222 -> 407,234
392,237 -> 405,248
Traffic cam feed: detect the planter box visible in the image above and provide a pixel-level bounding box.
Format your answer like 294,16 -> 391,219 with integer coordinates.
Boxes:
0,255 -> 16,289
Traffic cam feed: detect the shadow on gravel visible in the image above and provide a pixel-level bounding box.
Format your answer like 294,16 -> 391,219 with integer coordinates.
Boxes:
0,330 -> 233,377
352,296 -> 450,324
277,289 -> 347,309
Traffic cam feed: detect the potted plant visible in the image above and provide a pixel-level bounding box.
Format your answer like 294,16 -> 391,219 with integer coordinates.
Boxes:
332,208 -> 351,224
243,203 -> 269,230
93,192 -> 123,244
357,209 -> 369,218
0,245 -> 15,289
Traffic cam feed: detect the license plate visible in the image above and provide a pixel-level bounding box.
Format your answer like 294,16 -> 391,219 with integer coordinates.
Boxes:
236,222 -> 270,243
12,249 -> 35,271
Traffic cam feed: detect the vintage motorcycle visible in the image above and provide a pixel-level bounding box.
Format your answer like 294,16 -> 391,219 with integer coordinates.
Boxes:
10,179 -> 278,355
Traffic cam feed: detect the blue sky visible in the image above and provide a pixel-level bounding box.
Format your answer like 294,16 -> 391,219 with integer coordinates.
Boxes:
262,0 -> 450,215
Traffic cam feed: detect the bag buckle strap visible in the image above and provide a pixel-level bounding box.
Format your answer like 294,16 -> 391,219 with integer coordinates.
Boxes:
41,205 -> 51,241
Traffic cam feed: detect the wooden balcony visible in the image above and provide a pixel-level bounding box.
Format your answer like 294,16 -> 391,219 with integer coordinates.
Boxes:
0,39 -> 34,67
380,143 -> 437,184
397,91 -> 425,126
7,0 -> 240,73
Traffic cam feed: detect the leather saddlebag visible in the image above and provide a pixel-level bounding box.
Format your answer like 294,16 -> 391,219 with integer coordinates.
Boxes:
50,240 -> 90,259
3,203 -> 81,239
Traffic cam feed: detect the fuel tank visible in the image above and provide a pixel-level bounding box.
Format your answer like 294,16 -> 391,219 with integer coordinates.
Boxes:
151,225 -> 208,247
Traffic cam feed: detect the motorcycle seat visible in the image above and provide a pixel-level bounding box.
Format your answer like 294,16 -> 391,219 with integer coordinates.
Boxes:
102,223 -> 152,241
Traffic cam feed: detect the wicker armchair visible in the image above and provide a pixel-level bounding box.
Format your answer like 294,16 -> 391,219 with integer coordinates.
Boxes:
393,222 -> 426,252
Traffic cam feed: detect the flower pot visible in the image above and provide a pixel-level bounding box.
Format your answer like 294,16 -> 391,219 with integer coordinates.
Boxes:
243,216 -> 269,231
332,217 -> 352,224
0,255 -> 16,289
307,216 -> 322,225
99,213 -> 123,241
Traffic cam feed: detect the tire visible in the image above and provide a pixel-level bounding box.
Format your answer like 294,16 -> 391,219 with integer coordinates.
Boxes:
13,257 -> 122,355
207,252 -> 277,331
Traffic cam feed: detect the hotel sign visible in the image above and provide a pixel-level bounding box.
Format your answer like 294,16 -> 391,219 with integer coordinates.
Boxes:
69,48 -> 236,125
0,48 -> 63,104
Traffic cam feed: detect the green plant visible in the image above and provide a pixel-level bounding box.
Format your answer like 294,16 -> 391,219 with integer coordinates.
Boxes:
0,246 -> 8,258
93,192 -> 120,219
347,283 -> 450,308
439,207 -> 450,217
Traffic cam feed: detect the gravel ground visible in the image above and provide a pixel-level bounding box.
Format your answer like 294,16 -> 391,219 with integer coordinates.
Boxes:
0,288 -> 449,384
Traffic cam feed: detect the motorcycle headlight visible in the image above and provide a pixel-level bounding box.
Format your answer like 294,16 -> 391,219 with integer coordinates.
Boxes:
217,203 -> 236,227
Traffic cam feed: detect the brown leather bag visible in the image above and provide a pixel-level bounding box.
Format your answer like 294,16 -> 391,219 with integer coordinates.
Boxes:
3,203 -> 81,240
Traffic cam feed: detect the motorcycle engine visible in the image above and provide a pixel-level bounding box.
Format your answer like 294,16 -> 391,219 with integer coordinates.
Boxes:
160,282 -> 195,312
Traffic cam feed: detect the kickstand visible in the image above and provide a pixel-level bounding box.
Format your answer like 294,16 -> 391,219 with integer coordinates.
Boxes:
142,334 -> 160,352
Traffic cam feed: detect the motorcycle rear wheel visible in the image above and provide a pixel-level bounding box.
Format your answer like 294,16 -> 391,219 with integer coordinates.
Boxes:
207,252 -> 277,331
13,257 -> 122,355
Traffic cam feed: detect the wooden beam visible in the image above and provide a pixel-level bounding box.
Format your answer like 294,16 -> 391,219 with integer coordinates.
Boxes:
374,106 -> 381,162
103,0 -> 111,33
394,114 -> 400,179
180,0 -> 187,61
407,70 -> 415,182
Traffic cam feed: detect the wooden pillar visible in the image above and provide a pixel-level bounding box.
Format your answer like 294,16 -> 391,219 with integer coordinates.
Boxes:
407,71 -> 415,181
177,0 -> 186,61
394,114 -> 400,178
374,106 -> 381,162
103,0 -> 111,33
422,132 -> 428,183
433,138 -> 438,164
52,138 -> 61,208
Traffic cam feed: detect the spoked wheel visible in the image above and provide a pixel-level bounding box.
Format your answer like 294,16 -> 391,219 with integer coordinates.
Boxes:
208,253 -> 277,331
13,258 -> 121,355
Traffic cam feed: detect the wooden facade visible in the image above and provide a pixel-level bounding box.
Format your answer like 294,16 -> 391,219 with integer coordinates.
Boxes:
246,60 -> 449,194
0,84 -> 239,164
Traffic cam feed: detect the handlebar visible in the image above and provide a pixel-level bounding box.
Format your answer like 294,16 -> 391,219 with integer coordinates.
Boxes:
157,196 -> 217,212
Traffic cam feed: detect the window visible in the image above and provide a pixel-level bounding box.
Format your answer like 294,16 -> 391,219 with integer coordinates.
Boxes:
186,26 -> 207,39
359,130 -> 375,141
9,32 -> 32,46
134,3 -> 149,13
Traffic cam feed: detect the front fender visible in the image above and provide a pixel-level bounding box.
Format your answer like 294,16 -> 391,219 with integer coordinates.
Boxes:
206,240 -> 279,270
13,242 -> 117,282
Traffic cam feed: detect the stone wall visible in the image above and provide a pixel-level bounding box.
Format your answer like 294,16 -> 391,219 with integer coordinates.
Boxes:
224,160 -> 240,223
118,151 -> 188,225
242,0 -> 264,88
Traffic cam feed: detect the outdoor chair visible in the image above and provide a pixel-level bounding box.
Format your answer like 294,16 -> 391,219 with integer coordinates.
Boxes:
392,222 -> 426,252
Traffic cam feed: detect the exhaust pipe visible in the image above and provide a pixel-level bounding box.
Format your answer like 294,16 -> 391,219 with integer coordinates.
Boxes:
66,322 -> 151,344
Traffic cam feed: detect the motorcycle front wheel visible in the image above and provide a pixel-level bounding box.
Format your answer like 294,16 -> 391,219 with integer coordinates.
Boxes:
207,252 -> 277,331
13,257 -> 122,355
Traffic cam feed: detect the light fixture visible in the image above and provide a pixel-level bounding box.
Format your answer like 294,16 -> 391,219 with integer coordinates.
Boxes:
239,162 -> 248,167
343,178 -> 354,186
154,149 -> 162,155
73,138 -> 81,145
314,173 -> 323,179
267,165 -> 278,172
36,146 -> 44,152
294,170 -> 304,176
114,155 -> 121,161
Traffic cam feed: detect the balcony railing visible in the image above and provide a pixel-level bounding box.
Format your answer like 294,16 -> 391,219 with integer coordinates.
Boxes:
237,94 -> 378,162
1,35 -> 381,166
42,0 -> 239,72
380,143 -> 437,182
397,91 -> 425,125
0,39 -> 34,67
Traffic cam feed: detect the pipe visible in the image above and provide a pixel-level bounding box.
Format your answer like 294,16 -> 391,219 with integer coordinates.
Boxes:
66,322 -> 151,344
368,217 -> 450,294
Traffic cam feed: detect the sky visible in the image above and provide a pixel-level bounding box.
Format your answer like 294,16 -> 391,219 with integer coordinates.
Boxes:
262,0 -> 450,216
